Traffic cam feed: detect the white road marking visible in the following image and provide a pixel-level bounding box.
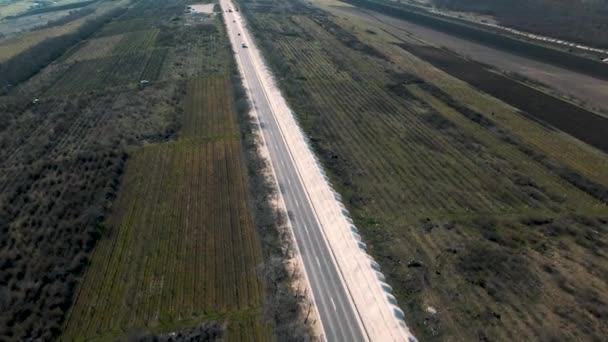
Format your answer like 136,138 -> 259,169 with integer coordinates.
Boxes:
331,297 -> 337,311
316,256 -> 321,267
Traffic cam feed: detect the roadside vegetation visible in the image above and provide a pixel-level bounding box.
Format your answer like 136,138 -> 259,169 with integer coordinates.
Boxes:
238,0 -> 608,340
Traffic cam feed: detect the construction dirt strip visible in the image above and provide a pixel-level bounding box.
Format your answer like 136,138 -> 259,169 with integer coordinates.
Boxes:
220,0 -> 417,341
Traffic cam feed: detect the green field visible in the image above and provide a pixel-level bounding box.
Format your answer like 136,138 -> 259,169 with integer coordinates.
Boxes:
93,17 -> 157,37
111,29 -> 160,55
61,77 -> 270,341
0,0 -> 128,62
4,0 -> 605,339
240,0 -> 608,340
47,52 -> 149,94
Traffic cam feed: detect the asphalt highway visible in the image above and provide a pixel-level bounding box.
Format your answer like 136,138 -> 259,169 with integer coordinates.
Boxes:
220,1 -> 368,341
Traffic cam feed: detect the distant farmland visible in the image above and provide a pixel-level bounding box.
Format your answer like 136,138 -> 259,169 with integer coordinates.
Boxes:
342,0 -> 608,80
0,0 -> 275,339
54,3 -> 272,339
241,0 -> 608,340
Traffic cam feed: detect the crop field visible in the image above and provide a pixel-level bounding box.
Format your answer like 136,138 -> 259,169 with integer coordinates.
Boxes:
65,34 -> 124,62
93,17 -> 157,37
182,77 -> 238,139
395,43 -> 608,153
55,3 -> 272,340
0,0 -> 37,19
185,37 -> 230,77
47,27 -> 170,95
0,78 -> 181,340
7,0 -> 94,18
46,8 -> 229,96
46,52 -> 151,95
61,76 -> 269,341
0,8 -> 73,37
342,0 -> 608,81
111,29 -> 160,55
0,0 -> 127,62
327,4 -> 608,114
0,0 -> 281,339
241,0 -> 608,340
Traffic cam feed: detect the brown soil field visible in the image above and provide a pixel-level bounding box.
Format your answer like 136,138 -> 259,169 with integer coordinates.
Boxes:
397,42 -> 608,154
